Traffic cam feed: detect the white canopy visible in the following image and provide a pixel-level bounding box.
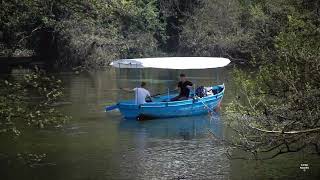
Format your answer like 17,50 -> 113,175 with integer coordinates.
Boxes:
110,57 -> 230,69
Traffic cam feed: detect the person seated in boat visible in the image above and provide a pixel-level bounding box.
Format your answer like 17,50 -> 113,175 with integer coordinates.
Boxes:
120,82 -> 152,105
170,73 -> 193,101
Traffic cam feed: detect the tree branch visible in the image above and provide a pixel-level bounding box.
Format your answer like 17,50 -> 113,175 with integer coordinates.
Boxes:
248,125 -> 320,134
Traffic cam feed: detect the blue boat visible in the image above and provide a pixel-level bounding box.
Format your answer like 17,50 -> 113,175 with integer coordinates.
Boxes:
107,84 -> 225,120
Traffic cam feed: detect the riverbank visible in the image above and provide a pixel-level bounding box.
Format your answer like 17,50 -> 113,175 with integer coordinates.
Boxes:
0,56 -> 46,73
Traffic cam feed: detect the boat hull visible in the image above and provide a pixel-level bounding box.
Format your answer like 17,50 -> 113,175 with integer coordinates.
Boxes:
116,84 -> 225,119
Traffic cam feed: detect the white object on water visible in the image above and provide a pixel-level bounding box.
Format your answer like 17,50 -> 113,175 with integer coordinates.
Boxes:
110,57 -> 230,69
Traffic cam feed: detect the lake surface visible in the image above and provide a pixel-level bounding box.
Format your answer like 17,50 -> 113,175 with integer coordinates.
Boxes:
2,67 -> 320,180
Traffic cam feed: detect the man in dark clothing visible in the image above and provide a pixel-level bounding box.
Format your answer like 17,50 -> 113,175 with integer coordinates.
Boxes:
170,73 -> 193,101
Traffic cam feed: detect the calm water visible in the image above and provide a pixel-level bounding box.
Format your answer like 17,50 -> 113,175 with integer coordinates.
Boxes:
2,68 -> 320,180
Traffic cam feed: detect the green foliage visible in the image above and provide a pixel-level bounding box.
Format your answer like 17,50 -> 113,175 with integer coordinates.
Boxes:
56,0 -> 166,68
180,0 -> 242,56
0,0 -> 167,67
225,0 -> 320,158
178,0 -> 319,65
0,69 -> 68,137
1,0 -> 319,69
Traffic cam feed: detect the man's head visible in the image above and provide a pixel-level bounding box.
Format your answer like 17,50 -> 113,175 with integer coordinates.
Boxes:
140,81 -> 146,88
179,73 -> 187,82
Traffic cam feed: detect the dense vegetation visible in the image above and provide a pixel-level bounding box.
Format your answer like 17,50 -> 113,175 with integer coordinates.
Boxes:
1,0 -> 319,159
1,0 -> 167,68
223,0 -> 320,158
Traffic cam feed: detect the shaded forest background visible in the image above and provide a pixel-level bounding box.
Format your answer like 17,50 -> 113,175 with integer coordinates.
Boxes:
1,0 -> 318,68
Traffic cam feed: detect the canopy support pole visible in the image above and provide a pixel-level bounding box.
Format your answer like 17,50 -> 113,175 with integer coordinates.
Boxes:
194,82 -> 196,98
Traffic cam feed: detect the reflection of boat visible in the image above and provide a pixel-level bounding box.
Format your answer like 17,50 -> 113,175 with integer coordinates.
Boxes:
113,84 -> 224,119
118,114 -> 223,139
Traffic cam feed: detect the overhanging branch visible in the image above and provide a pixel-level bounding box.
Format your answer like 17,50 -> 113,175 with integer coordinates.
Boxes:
248,125 -> 320,134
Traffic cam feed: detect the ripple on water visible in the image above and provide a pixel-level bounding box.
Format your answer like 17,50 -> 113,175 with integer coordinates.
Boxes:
119,138 -> 229,180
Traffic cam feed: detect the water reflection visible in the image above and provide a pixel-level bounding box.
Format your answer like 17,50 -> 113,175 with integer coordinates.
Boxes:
119,114 -> 223,140
116,114 -> 229,179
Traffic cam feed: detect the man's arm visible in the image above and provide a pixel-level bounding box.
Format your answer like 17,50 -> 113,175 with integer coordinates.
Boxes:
175,82 -> 181,91
186,81 -> 193,89
145,90 -> 152,102
120,87 -> 134,93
